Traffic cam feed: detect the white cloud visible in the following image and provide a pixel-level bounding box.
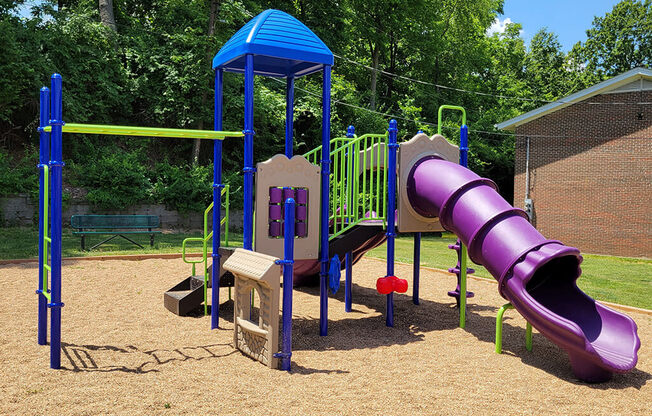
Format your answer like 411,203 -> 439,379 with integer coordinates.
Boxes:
487,17 -> 513,36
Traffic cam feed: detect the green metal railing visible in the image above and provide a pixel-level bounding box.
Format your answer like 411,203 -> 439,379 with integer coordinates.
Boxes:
43,123 -> 244,140
41,165 -> 52,302
304,132 -> 389,240
181,185 -> 230,315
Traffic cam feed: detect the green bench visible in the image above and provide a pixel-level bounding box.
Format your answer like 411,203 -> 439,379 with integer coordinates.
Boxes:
70,215 -> 161,250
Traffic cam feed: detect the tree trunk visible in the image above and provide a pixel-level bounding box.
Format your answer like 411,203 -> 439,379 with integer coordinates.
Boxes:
98,0 -> 117,32
369,43 -> 380,111
387,32 -> 396,101
191,0 -> 221,165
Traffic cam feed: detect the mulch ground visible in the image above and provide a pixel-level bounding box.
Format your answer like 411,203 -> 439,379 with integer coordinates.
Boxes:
0,257 -> 649,415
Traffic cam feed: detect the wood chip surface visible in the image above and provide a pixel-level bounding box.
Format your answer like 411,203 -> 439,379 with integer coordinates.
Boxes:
1,257 -> 650,415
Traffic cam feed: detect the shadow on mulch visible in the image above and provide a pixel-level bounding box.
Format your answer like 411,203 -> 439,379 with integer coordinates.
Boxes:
60,341 -> 236,374
288,283 -> 651,389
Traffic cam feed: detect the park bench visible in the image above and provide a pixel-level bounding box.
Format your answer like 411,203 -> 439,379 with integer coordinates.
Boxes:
70,215 -> 161,250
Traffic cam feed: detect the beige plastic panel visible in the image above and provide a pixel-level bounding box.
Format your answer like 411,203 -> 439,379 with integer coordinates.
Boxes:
397,133 -> 459,233
254,154 -> 320,260
223,248 -> 280,283
357,142 -> 387,172
224,248 -> 280,368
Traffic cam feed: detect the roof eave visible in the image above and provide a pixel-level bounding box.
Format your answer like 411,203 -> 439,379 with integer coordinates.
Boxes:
496,67 -> 652,131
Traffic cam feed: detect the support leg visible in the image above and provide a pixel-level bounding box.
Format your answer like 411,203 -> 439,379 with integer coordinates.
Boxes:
344,252 -> 352,312
496,303 -> 533,354
495,303 -> 512,354
412,232 -> 420,305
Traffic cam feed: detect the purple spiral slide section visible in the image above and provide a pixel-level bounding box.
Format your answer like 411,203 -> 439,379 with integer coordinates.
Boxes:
407,157 -> 640,382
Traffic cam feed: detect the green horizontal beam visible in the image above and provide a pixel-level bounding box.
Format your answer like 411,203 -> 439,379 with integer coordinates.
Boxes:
43,123 -> 244,140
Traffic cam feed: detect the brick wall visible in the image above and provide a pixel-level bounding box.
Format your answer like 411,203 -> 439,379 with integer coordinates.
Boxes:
514,91 -> 651,258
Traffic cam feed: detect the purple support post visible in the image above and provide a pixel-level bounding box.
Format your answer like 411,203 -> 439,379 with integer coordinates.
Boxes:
37,86 -> 50,345
285,76 -> 294,158
276,197 -> 295,371
319,65 -> 331,336
413,232 -> 421,305
385,119 -> 398,327
345,252 -> 352,312
211,68 -> 223,329
49,74 -> 64,369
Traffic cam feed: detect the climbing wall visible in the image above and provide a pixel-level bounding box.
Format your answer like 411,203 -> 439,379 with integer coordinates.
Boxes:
255,154 -> 320,259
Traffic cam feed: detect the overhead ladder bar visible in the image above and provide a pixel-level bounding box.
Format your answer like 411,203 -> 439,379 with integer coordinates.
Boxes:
42,123 -> 244,140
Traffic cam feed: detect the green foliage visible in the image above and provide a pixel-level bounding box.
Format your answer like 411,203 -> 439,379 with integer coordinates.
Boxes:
70,147 -> 150,210
571,0 -> 651,78
150,162 -> 213,213
1,0 -> 649,211
0,148 -> 39,198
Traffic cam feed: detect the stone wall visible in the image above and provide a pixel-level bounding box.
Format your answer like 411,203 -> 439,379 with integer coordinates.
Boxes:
0,194 -> 243,231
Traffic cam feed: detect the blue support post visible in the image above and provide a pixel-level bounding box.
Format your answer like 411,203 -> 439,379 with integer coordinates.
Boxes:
49,74 -> 64,369
319,65 -> 332,336
37,86 -> 50,346
386,119 -> 398,327
211,68 -> 224,329
285,76 -> 294,158
243,54 -> 255,250
413,232 -> 421,305
344,125 -> 355,313
277,197 -> 295,371
460,125 -> 468,168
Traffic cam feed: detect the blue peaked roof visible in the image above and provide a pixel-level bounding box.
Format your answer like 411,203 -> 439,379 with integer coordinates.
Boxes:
212,9 -> 334,78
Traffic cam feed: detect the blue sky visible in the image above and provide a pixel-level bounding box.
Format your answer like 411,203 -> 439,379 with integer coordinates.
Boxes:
489,0 -> 622,51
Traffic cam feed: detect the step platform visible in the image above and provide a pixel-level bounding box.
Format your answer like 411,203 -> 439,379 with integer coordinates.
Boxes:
163,247 -> 235,316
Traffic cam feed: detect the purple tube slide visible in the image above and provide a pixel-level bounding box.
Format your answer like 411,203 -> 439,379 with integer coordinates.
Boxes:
407,156 -> 640,382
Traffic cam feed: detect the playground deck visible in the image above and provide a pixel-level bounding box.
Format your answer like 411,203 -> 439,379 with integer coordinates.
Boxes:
1,257 -> 649,415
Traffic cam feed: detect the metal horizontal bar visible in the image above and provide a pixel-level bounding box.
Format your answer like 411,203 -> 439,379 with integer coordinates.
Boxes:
43,123 -> 244,140
44,236 -> 51,243
44,264 -> 51,271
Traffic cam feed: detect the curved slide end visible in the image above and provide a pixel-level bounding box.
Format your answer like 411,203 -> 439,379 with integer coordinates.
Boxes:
505,243 -> 640,382
407,157 -> 640,382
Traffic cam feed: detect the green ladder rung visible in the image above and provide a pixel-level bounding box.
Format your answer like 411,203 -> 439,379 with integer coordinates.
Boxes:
43,264 -> 51,272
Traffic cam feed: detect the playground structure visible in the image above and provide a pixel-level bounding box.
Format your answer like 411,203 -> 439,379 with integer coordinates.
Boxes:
35,9 -> 640,383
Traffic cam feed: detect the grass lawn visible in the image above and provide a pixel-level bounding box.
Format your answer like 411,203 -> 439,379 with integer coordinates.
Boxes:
1,228 -> 649,309
0,227 -> 241,260
365,233 -> 652,310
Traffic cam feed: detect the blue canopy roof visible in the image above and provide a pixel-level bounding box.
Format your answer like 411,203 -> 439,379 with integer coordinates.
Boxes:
212,9 -> 334,78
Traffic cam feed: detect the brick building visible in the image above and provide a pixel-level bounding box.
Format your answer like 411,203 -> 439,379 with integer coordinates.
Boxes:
496,67 -> 651,258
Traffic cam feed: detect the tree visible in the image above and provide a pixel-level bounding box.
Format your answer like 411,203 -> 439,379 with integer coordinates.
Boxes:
571,0 -> 651,78
191,0 -> 221,166
525,29 -> 571,101
98,0 -> 117,32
